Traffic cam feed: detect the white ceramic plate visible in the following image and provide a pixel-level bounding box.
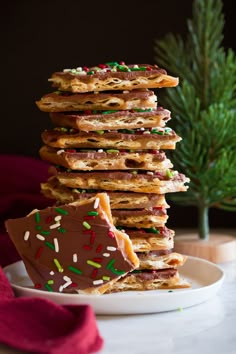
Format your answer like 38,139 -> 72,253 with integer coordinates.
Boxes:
4,256 -> 224,315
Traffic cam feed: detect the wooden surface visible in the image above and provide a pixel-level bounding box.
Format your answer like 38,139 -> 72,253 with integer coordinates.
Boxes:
174,230 -> 236,263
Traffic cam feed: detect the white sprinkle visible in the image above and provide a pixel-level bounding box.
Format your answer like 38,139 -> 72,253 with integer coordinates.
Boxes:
54,215 -> 62,222
24,231 -> 30,241
76,67 -> 82,71
123,90 -> 129,94
63,68 -> 71,72
50,271 -> 55,275
103,253 -> 110,257
94,197 -> 100,209
50,222 -> 61,229
59,279 -> 72,292
57,149 -> 65,155
73,253 -> 78,262
107,246 -> 116,251
93,279 -> 104,285
133,64 -> 139,68
94,91 -> 99,94
54,238 -> 59,253
63,275 -> 71,282
147,171 -> 154,175
98,149 -> 104,153
143,131 -> 151,135
36,234 -> 45,241
139,127 -> 145,131
64,280 -> 73,288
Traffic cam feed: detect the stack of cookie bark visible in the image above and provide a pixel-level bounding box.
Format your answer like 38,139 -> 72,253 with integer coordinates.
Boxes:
36,62 -> 190,292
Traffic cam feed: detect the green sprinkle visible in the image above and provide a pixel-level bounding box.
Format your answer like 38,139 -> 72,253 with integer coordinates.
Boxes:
87,260 -> 101,268
83,221 -> 91,229
55,207 -> 68,215
35,212 -> 40,223
87,70 -> 95,75
54,258 -> 64,272
106,62 -> 119,67
131,170 -> 138,175
58,227 -> 66,233
145,227 -> 160,234
45,241 -> 55,250
101,110 -> 119,114
151,129 -> 163,135
106,259 -> 125,275
95,130 -> 105,135
36,225 -> 42,230
116,226 -> 124,230
45,283 -> 53,292
133,108 -> 152,112
130,66 -> 146,71
106,149 -> 119,153
68,265 -> 82,274
47,280 -> 54,285
102,276 -> 110,281
41,230 -> 50,236
88,211 -> 98,216
178,307 -> 183,312
166,169 -> 174,179
117,65 -> 130,72
168,290 -> 173,293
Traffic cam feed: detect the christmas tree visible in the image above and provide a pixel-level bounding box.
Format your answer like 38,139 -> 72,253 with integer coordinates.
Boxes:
154,0 -> 236,240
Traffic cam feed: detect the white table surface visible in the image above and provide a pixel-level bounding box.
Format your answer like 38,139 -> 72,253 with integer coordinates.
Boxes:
98,260 -> 236,354
0,260 -> 235,354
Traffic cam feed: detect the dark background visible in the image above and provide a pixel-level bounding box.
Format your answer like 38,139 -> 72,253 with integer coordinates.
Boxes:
1,0 -> 235,229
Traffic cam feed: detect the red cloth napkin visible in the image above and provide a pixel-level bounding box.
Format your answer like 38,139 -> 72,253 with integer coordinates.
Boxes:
0,267 -> 103,353
0,155 -> 104,354
0,154 -> 53,267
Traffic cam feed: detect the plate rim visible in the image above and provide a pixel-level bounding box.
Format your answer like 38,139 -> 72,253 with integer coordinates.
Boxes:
3,255 -> 224,300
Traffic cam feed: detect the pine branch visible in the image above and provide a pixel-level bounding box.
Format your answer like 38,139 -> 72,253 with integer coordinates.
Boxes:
154,0 -> 236,238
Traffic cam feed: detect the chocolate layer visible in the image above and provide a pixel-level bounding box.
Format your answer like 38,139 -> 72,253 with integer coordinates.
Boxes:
5,195 -> 138,293
131,268 -> 177,281
42,126 -> 181,150
52,64 -> 167,82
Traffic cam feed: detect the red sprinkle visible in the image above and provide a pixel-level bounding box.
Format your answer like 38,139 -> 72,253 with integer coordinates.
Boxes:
153,206 -> 163,210
84,215 -> 96,220
83,66 -> 89,72
35,284 -> 41,289
96,244 -> 103,253
93,258 -> 103,263
35,246 -> 44,259
91,269 -> 98,278
90,231 -> 96,244
83,245 -> 92,250
70,282 -> 78,287
66,149 -> 76,153
84,110 -> 92,114
108,231 -> 115,238
98,64 -> 108,69
46,216 -> 53,224
119,61 -> 125,65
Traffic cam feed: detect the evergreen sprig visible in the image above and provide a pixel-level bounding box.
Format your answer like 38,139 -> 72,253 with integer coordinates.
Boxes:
154,0 -> 236,239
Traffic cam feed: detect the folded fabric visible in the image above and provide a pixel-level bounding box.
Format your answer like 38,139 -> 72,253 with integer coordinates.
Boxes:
0,266 -> 103,354
0,154 -> 54,267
